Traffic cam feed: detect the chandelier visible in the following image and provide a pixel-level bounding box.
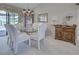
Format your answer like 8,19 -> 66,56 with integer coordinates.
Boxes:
23,9 -> 33,16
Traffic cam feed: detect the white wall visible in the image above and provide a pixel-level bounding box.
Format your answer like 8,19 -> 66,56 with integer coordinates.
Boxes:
34,3 -> 77,24
76,6 -> 79,39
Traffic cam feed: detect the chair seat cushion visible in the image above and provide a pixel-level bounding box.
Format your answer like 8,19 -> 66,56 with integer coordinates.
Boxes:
16,33 -> 30,43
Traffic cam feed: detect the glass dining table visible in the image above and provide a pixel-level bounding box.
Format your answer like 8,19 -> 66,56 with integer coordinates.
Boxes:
20,28 -> 38,35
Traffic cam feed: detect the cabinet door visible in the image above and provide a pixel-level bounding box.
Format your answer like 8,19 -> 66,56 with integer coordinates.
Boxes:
65,28 -> 76,45
55,27 -> 64,40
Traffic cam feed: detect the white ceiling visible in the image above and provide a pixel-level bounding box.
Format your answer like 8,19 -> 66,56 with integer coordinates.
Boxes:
6,3 -> 76,10
7,3 -> 40,9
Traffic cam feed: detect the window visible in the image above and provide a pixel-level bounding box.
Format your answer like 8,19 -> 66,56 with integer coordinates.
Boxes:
0,10 -> 6,26
0,10 -> 19,37
0,10 -> 6,37
0,10 -> 19,26
9,12 -> 19,25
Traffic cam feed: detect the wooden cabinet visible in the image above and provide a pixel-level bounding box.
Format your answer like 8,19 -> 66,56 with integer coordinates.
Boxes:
54,25 -> 76,45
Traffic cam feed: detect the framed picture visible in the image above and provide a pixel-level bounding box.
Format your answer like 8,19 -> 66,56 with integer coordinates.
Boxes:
38,13 -> 48,22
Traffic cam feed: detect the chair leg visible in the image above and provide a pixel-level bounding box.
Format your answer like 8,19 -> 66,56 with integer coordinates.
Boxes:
7,37 -> 12,48
29,39 -> 31,46
14,46 -> 18,54
7,38 -> 11,48
11,41 -> 14,50
37,40 -> 40,50
13,43 -> 18,54
7,37 -> 9,45
7,37 -> 11,46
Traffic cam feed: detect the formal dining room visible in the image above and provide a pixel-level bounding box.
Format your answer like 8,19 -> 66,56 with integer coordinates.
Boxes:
0,3 -> 79,55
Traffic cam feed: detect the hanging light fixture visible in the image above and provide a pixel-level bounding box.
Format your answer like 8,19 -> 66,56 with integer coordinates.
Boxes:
23,9 -> 33,16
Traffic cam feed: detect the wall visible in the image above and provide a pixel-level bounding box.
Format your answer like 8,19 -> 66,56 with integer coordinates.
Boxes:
34,3 -> 77,24
76,6 -> 79,39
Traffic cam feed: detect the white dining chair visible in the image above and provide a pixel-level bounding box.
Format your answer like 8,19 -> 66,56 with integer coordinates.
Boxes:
5,24 -> 31,54
31,23 -> 47,49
